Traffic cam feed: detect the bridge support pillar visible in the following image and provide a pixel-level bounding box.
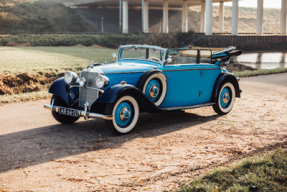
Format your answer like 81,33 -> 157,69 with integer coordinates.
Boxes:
281,0 -> 286,35
219,1 -> 224,33
123,0 -> 128,33
182,0 -> 188,33
231,0 -> 238,35
205,0 -> 212,35
200,1 -> 205,33
257,0 -> 264,35
142,0 -> 149,33
163,0 -> 169,33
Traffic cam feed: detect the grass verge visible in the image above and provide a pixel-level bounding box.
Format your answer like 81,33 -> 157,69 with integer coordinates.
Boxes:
177,146 -> 287,192
0,89 -> 51,104
233,67 -> 287,77
0,46 -> 117,75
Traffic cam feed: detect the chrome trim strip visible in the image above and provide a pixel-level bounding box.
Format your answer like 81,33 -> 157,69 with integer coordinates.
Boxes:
105,68 -> 219,74
105,71 -> 146,74
163,68 -> 220,72
70,85 -> 104,93
44,101 -> 113,120
161,102 -> 216,111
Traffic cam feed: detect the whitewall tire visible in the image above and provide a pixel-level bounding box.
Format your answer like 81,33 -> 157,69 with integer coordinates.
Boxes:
142,73 -> 167,106
108,96 -> 139,135
213,82 -> 236,115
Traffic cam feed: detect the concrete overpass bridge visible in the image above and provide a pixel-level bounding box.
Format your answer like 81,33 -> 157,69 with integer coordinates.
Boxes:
61,0 -> 287,36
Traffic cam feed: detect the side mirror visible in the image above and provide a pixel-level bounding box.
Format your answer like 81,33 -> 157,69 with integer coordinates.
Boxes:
166,58 -> 172,64
112,53 -> 117,58
105,61 -> 109,65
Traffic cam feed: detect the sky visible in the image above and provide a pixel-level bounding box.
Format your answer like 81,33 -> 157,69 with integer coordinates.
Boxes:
214,0 -> 282,8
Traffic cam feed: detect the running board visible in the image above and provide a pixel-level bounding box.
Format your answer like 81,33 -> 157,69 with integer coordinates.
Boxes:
161,102 -> 216,111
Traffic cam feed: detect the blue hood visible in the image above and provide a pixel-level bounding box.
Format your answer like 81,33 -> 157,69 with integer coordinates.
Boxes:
98,62 -> 161,74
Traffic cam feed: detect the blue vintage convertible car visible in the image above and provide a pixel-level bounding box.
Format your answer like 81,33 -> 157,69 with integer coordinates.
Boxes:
44,45 -> 242,134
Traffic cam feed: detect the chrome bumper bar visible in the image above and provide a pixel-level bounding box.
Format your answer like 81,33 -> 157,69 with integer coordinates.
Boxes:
43,99 -> 112,120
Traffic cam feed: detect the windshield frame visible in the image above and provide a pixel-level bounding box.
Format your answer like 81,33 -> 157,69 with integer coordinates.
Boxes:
117,45 -> 167,65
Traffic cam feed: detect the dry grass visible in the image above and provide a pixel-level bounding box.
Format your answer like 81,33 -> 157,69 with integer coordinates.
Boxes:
0,46 -> 117,102
0,89 -> 51,104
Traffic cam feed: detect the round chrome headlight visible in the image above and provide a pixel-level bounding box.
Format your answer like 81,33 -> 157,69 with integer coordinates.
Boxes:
95,75 -> 109,88
64,71 -> 77,85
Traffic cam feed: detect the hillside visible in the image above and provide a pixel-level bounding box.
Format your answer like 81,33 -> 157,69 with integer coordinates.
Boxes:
189,5 -> 281,33
0,0 -> 92,32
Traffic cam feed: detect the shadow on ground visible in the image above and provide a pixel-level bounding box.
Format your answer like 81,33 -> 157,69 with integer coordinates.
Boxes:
0,110 -> 219,173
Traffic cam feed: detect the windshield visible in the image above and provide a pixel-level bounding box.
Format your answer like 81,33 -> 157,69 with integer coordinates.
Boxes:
119,46 -> 165,63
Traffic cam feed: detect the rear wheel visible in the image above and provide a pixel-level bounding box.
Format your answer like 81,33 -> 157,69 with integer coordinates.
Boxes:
106,96 -> 139,135
51,95 -> 79,124
213,82 -> 235,115
141,72 -> 167,106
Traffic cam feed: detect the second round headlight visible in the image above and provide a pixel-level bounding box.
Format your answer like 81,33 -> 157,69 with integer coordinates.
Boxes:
95,75 -> 109,88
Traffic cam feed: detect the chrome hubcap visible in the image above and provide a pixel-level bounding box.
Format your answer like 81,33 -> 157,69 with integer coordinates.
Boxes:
149,85 -> 159,98
119,107 -> 131,121
222,92 -> 230,104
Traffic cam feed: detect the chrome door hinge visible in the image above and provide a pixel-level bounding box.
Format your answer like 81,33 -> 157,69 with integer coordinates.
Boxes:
201,70 -> 203,76
199,91 -> 202,96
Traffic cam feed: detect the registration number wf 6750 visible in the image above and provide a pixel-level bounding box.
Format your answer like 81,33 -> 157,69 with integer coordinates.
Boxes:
58,107 -> 79,117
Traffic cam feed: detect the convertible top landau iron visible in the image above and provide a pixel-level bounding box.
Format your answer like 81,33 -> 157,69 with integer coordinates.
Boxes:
44,44 -> 242,134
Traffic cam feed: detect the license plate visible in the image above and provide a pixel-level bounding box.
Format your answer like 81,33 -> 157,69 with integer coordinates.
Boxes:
58,107 -> 79,117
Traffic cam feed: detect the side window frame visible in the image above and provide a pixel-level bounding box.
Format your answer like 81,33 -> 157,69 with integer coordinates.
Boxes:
165,49 -> 199,65
199,49 -> 213,64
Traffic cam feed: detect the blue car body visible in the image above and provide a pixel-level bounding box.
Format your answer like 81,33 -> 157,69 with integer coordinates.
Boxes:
45,44 -> 242,134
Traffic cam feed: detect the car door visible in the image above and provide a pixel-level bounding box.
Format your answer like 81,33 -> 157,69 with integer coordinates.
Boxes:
161,49 -> 201,108
197,49 -> 222,104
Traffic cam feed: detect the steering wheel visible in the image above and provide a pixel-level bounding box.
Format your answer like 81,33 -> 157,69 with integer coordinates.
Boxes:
148,57 -> 161,62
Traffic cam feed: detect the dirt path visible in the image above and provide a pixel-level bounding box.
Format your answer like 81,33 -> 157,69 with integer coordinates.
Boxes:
0,73 -> 287,191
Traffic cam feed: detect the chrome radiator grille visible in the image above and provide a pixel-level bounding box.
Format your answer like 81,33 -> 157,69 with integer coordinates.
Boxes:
79,71 -> 99,108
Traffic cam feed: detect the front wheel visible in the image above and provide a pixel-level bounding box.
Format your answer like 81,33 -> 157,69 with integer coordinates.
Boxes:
51,95 -> 79,124
213,82 -> 236,115
106,96 -> 139,135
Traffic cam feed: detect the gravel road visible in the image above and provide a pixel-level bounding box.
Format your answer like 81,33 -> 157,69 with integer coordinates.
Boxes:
0,73 -> 287,191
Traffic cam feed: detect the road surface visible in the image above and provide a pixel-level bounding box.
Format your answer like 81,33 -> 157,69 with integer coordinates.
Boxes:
0,73 -> 287,191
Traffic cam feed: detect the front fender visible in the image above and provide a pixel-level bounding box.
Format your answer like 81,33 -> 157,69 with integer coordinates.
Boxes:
90,84 -> 163,114
212,73 -> 241,103
49,77 -> 79,107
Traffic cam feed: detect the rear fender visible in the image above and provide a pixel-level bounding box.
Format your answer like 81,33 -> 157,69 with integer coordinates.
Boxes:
90,84 -> 163,115
212,73 -> 241,103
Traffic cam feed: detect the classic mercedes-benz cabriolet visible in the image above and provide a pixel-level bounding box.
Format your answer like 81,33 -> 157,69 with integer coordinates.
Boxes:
44,44 -> 242,134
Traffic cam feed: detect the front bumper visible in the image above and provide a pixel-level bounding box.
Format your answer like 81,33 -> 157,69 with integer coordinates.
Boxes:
44,99 -> 112,120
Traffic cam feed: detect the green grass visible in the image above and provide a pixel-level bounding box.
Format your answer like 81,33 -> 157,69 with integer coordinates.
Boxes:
0,46 -> 117,75
233,67 -> 287,77
178,147 -> 287,192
